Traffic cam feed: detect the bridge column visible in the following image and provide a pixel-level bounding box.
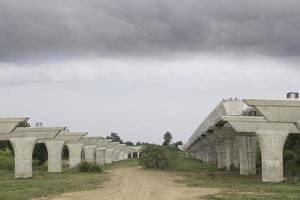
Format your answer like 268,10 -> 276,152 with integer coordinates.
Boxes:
256,131 -> 289,182
83,145 -> 97,163
67,143 -> 83,168
224,137 -> 239,170
204,145 -> 217,165
215,141 -> 226,169
130,152 -> 133,158
236,136 -> 257,175
112,149 -> 121,162
10,137 -> 37,179
137,151 -> 140,158
105,148 -> 114,164
45,140 -> 65,173
96,147 -> 106,165
233,139 -> 240,168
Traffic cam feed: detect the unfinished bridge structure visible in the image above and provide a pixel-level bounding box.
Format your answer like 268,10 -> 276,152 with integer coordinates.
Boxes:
184,94 -> 300,183
0,118 -> 141,179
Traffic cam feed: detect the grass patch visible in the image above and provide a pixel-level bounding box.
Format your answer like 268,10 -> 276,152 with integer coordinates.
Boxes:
170,152 -> 300,200
0,150 -> 109,200
102,158 -> 139,170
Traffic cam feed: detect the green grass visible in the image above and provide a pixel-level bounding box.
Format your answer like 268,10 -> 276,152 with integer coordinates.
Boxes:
0,149 -> 140,200
102,158 -> 139,170
170,152 -> 300,200
0,150 -> 109,200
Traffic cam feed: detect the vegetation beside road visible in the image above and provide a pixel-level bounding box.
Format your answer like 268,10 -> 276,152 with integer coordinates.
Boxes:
138,132 -> 300,200
0,149 -> 108,200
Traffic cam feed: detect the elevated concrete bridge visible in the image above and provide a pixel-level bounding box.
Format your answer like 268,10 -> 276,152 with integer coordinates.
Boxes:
0,118 -> 140,179
185,98 -> 300,183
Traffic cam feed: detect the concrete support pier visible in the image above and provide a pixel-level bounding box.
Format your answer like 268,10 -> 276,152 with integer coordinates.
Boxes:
96,147 -> 106,165
10,137 -> 37,178
236,136 -> 257,175
224,137 -> 239,170
45,140 -> 65,173
83,145 -> 97,163
112,149 -> 121,162
105,148 -> 114,164
215,142 -> 226,169
204,145 -> 217,164
67,143 -> 84,168
256,131 -> 289,182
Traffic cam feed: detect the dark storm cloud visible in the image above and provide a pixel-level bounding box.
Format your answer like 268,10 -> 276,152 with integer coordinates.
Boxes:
0,0 -> 300,62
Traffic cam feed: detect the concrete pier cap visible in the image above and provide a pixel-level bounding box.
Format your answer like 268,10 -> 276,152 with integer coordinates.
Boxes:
81,137 -> 102,163
0,117 -> 29,134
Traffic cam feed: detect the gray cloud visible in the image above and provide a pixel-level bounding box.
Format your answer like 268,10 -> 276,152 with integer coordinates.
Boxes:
1,0 -> 300,63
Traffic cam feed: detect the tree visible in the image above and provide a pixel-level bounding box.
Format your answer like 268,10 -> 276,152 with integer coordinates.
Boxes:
175,141 -> 183,147
107,132 -> 123,143
125,141 -> 134,146
163,131 -> 173,146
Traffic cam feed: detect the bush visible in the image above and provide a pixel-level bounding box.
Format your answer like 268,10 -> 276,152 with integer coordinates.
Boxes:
76,162 -> 102,173
139,144 -> 178,169
0,150 -> 14,171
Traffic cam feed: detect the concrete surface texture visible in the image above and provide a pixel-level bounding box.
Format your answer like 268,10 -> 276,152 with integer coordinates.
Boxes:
105,142 -> 120,164
96,147 -> 107,165
83,145 -> 97,163
0,117 -> 29,134
67,143 -> 84,168
45,140 -> 65,173
10,137 -> 37,178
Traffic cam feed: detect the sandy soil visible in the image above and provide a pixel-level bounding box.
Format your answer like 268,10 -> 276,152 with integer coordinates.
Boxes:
46,167 -> 219,200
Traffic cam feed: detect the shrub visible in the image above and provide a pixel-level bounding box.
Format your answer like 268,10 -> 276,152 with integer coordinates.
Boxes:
76,162 -> 102,173
0,150 -> 14,171
139,144 -> 178,169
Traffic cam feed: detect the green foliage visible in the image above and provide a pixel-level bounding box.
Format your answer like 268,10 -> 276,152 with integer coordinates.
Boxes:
0,150 -> 14,171
75,162 -> 102,173
163,131 -> 173,146
125,141 -> 134,146
62,145 -> 69,160
32,143 -> 48,165
139,144 -> 178,169
107,132 -> 123,143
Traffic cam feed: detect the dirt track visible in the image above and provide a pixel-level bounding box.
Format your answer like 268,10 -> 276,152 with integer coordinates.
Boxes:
48,167 -> 219,200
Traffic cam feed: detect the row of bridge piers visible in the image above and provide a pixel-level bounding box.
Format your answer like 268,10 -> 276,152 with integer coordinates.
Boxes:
185,96 -> 300,183
0,118 -> 141,179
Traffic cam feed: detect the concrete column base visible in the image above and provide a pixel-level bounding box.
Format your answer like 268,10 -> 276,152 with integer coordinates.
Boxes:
96,147 -> 106,165
83,145 -> 97,163
237,136 -> 257,175
10,137 -> 37,179
256,131 -> 289,182
45,140 -> 65,173
67,143 -> 83,168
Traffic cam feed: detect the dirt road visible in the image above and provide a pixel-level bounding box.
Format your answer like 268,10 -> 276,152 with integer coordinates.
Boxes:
47,167 -> 219,200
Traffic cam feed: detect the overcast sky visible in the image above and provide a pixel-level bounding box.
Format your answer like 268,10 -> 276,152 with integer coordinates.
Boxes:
0,0 -> 299,144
